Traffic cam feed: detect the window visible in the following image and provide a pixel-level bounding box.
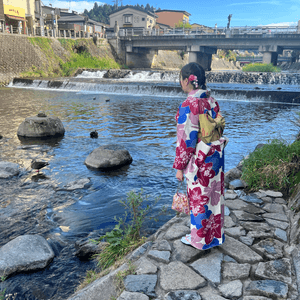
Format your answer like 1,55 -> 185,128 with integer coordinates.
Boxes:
150,19 -> 152,24
142,17 -> 145,21
124,14 -> 133,24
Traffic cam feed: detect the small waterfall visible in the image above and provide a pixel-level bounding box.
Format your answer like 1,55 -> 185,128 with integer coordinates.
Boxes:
76,70 -> 106,78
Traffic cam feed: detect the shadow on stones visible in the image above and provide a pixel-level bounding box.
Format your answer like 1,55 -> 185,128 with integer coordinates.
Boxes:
18,136 -> 64,147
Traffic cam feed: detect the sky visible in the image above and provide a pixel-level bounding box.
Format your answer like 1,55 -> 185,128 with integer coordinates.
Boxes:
41,0 -> 300,27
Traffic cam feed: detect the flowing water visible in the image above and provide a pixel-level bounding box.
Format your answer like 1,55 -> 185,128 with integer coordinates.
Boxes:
0,70 -> 299,299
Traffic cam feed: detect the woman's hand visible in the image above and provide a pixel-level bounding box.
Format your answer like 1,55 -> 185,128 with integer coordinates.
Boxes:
176,170 -> 184,181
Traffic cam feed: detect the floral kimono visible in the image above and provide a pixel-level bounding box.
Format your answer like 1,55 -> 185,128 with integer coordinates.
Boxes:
173,89 -> 228,250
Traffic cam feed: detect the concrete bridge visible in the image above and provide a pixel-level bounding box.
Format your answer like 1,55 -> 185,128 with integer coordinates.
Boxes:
108,26 -> 300,70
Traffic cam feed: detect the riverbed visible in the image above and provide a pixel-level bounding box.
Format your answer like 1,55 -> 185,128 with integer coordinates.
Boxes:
0,71 -> 299,299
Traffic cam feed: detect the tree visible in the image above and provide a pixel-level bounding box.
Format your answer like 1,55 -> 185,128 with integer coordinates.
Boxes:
175,21 -> 192,29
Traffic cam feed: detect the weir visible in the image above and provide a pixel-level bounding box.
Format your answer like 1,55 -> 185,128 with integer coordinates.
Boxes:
10,73 -> 300,105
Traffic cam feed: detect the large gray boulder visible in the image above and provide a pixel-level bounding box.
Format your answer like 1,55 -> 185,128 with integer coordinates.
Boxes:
17,113 -> 65,138
0,234 -> 54,278
85,145 -> 133,170
0,161 -> 20,178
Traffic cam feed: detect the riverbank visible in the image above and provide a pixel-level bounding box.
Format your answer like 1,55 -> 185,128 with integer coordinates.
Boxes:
67,151 -> 300,299
1,151 -> 300,300
0,36 -> 118,87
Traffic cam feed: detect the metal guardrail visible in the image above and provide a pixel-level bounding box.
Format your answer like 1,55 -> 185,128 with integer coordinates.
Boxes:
106,25 -> 300,39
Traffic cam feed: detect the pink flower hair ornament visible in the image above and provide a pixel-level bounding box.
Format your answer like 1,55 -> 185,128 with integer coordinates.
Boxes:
188,75 -> 199,88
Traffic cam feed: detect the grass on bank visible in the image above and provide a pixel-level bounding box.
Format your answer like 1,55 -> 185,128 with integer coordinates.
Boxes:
241,138 -> 300,196
242,63 -> 281,72
0,275 -> 6,300
22,37 -> 121,78
76,189 -> 167,291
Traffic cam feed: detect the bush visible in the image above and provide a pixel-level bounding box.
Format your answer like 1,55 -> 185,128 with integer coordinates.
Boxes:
93,189 -> 166,269
241,139 -> 300,195
242,63 -> 281,72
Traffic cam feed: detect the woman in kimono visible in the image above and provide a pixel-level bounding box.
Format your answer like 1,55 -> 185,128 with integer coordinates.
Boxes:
173,62 -> 228,250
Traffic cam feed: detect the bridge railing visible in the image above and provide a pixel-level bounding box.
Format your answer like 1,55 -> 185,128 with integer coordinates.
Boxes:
107,25 -> 300,38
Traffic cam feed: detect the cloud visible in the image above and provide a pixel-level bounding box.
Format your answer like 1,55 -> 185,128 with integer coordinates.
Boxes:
42,0 -> 105,13
227,1 -> 280,6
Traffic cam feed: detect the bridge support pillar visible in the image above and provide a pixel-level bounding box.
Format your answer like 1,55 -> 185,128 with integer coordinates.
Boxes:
126,47 -> 157,68
188,52 -> 212,71
262,52 -> 278,66
259,45 -> 283,66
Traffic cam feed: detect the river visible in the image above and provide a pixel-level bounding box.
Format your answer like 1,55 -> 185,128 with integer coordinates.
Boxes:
0,70 -> 299,299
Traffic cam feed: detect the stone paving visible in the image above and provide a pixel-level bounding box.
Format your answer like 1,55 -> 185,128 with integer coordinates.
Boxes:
69,185 -> 300,300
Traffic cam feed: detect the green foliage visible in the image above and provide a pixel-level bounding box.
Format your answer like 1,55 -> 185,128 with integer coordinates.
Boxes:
175,21 -> 192,29
114,261 -> 136,294
0,276 -> 6,300
22,38 -> 121,78
241,139 -> 300,193
84,3 -> 156,24
59,51 -> 120,76
242,63 -> 281,72
93,189 -> 166,269
217,50 -> 237,62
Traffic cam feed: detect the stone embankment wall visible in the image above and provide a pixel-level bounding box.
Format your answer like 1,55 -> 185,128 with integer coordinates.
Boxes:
0,35 -> 115,86
0,34 -> 44,85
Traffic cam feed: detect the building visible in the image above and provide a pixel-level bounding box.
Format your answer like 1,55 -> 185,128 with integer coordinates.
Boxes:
57,10 -> 106,37
155,9 -> 190,28
2,0 -> 27,33
191,23 -> 213,33
109,6 -> 157,30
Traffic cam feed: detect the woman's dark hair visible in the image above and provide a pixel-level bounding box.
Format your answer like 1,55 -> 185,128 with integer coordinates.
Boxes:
180,62 -> 206,90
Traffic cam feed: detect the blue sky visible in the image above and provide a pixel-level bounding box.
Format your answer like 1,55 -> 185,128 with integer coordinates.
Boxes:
42,0 -> 300,27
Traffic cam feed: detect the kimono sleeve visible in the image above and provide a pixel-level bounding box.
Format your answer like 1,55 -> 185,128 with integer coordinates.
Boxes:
173,103 -> 199,170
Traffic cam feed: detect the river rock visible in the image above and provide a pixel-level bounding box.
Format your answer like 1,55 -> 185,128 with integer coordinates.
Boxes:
255,258 -> 292,285
274,228 -> 287,242
160,261 -> 206,291
225,199 -> 265,214
232,210 -> 264,222
151,239 -> 171,251
245,280 -> 288,299
224,215 -> 236,228
218,280 -> 243,298
190,250 -> 223,285
224,167 -> 242,187
84,145 -> 133,170
259,190 -> 283,198
262,213 -> 288,222
17,114 -> 65,138
59,178 -> 92,191
147,250 -> 170,263
133,257 -> 157,275
164,290 -> 201,300
229,179 -> 245,190
123,274 -> 157,297
264,218 -> 289,230
224,226 -> 246,237
74,238 -> 107,260
262,203 -> 285,214
117,291 -> 149,300
240,193 -> 264,204
219,235 -> 263,264
172,239 -> 203,263
0,234 -> 54,277
222,262 -> 251,280
252,238 -> 284,260
0,161 -> 20,178
164,223 -> 190,240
